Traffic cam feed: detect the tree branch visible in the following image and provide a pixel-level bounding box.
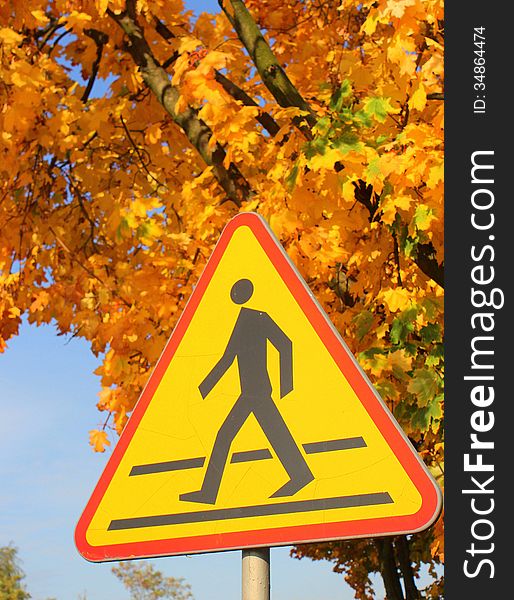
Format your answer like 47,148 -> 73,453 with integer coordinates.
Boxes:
36,19 -> 65,50
81,29 -> 109,103
119,115 -> 168,192
392,231 -> 403,287
153,16 -> 175,41
108,6 -> 251,206
414,242 -> 444,287
220,0 -> 316,136
152,17 -> 179,69
375,538 -> 405,600
213,71 -> 280,136
395,536 -> 421,600
152,16 -> 279,137
352,181 -> 444,287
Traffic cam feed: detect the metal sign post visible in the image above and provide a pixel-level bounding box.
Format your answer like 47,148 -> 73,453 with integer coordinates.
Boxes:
242,548 -> 270,600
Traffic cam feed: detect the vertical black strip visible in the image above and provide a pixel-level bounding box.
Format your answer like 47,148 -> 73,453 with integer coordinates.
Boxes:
446,2 -> 510,595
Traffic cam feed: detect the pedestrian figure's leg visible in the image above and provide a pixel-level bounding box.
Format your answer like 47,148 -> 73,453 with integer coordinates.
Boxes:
253,398 -> 314,498
180,397 -> 252,504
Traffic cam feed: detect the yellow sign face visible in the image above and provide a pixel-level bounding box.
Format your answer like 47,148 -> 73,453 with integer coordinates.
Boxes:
75,213 -> 441,561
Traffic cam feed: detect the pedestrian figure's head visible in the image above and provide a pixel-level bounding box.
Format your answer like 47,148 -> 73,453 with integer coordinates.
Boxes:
230,279 -> 253,304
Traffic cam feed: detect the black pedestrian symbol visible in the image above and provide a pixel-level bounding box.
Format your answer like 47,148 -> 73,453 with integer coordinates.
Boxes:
179,278 -> 314,505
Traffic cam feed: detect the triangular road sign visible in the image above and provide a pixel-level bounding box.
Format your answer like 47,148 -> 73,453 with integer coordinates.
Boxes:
75,212 -> 442,561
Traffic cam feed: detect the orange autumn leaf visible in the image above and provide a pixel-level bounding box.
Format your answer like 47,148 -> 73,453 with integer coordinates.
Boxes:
89,429 -> 111,453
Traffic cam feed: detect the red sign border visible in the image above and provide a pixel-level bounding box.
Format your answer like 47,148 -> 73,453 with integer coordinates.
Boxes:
75,212 -> 442,561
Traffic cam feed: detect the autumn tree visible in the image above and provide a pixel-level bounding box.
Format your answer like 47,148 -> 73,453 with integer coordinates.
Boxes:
112,561 -> 193,600
0,0 -> 443,597
0,545 -> 31,600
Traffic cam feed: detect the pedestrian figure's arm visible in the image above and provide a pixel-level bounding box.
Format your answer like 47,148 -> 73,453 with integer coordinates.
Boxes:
198,336 -> 237,399
264,314 -> 293,398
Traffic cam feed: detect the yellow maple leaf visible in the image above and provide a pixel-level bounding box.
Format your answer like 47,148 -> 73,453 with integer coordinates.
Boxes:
199,51 -> 228,72
172,53 -> 192,86
113,406 -> 128,434
89,429 -> 111,453
30,10 -> 50,25
29,291 -> 50,313
388,349 -> 413,375
427,162 -> 444,189
0,28 -> 22,46
178,36 -> 202,54
309,148 -> 344,171
95,0 -> 109,16
381,194 -> 413,225
362,12 -> 381,35
8,306 -> 21,318
387,36 -> 417,75
414,204 -> 437,230
409,84 -> 427,111
145,123 -> 162,145
361,352 -> 388,378
381,287 -> 413,313
387,0 -> 417,19
62,11 -> 93,33
97,388 -> 114,410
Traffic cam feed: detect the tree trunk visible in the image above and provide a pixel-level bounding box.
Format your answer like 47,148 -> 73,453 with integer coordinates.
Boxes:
395,536 -> 420,600
375,538 -> 405,600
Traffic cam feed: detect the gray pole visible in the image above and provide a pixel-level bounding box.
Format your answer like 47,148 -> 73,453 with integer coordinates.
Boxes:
242,547 -> 270,600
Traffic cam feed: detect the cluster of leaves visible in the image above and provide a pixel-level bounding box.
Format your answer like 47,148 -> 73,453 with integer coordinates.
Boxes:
112,561 -> 193,600
0,0 -> 443,597
293,530 -> 443,600
0,545 -> 31,600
